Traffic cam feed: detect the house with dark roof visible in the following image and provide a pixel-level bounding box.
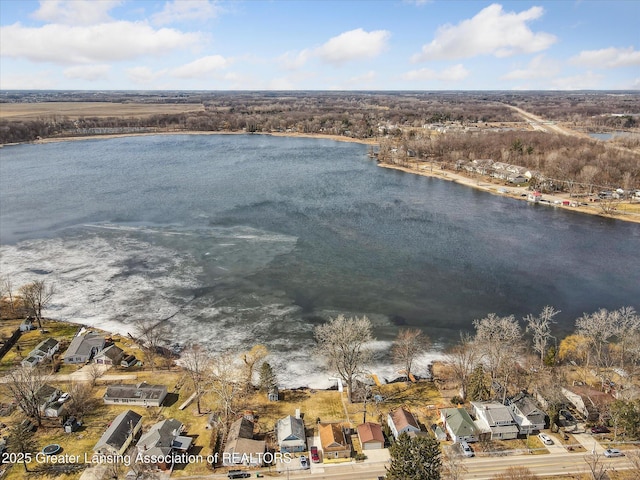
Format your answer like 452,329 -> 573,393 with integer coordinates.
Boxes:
508,392 -> 547,434
223,417 -> 266,467
357,422 -> 384,450
561,386 -> 611,422
94,344 -> 124,366
471,401 -> 519,440
121,354 -> 139,368
318,423 -> 350,459
440,407 -> 479,443
103,382 -> 167,407
21,338 -> 59,368
28,384 -> 65,418
94,410 -> 143,456
387,407 -> 420,440
137,418 -> 192,470
63,331 -> 105,364
276,415 -> 306,453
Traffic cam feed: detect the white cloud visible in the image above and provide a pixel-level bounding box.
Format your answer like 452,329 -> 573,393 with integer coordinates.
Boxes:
277,49 -> 312,70
402,64 -> 469,82
550,71 -> 603,90
502,54 -> 560,80
0,22 -> 202,65
170,55 -> 229,78
63,64 -> 111,81
126,66 -> 167,85
152,0 -> 221,26
412,3 -> 556,62
316,28 -> 390,65
570,47 -> 640,69
32,0 -> 121,25
0,71 -> 57,90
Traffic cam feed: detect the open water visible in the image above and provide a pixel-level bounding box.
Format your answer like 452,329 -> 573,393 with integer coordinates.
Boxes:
1,134 -> 638,386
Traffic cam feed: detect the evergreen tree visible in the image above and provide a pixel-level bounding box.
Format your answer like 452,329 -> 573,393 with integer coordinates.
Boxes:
386,432 -> 441,480
467,364 -> 490,401
258,361 -> 277,392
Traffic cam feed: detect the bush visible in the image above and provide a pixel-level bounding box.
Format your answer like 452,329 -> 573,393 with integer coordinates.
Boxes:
450,395 -> 463,405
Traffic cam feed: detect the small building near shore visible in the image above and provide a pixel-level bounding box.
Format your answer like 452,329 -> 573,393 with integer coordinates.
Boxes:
357,422 -> 385,450
103,382 -> 167,407
94,344 -> 124,366
63,330 -> 105,364
387,407 -> 420,440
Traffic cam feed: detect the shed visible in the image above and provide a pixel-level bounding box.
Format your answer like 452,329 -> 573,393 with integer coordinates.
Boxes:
357,422 -> 384,450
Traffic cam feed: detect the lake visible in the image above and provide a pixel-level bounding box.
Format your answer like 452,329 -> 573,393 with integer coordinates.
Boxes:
1,134 -> 638,386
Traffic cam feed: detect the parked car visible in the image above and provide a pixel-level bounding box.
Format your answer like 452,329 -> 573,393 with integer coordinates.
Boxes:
310,446 -> 320,463
300,455 -> 310,469
604,449 -> 624,458
591,425 -> 610,434
460,441 -> 474,457
227,471 -> 250,479
538,433 -> 554,445
58,392 -> 70,403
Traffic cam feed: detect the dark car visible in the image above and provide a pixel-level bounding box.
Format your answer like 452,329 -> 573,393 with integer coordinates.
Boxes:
310,446 -> 320,463
227,471 -> 251,479
591,425 -> 610,434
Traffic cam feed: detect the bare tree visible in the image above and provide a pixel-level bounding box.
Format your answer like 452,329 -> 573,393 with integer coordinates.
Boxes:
242,344 -> 269,392
491,466 -> 537,480
444,333 -> 479,401
525,306 -> 560,365
473,313 -> 523,403
19,280 -> 55,330
133,320 -> 170,371
576,309 -> 616,373
314,314 -> 373,403
583,452 -> 608,480
612,306 -> 640,371
2,366 -> 48,426
209,351 -> 241,422
0,275 -> 16,316
392,328 -> 430,382
86,362 -> 105,386
182,343 -> 211,414
65,382 -> 99,420
6,421 -> 37,472
442,448 -> 468,480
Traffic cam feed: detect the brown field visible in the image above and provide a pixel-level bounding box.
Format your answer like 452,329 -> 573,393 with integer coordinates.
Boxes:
0,102 -> 205,120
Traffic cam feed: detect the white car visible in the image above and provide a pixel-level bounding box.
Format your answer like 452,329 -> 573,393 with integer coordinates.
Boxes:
300,455 -> 310,469
604,448 -> 624,458
538,433 -> 554,445
460,441 -> 474,457
58,392 -> 70,403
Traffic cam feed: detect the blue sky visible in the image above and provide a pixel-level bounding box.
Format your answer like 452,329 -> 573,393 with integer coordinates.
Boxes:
0,0 -> 638,90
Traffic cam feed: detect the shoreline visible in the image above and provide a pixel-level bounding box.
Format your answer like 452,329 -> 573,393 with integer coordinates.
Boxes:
7,130 -> 639,224
378,162 -> 640,225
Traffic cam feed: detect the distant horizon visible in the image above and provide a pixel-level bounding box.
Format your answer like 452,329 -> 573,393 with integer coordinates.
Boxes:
1,1 -> 638,91
2,89 -> 639,94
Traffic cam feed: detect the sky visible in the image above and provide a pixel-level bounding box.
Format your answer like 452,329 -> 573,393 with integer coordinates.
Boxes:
0,0 -> 639,91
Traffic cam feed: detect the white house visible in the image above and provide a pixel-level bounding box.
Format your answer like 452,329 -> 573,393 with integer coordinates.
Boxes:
276,415 -> 306,453
440,408 -> 479,443
63,331 -> 105,364
387,407 -> 420,440
471,402 -> 519,440
508,392 -> 546,434
21,338 -> 59,368
94,410 -> 143,456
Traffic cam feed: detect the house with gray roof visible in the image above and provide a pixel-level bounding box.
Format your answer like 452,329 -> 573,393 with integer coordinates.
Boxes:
508,392 -> 547,434
63,331 -> 105,364
94,410 -> 142,455
137,418 -> 192,470
21,338 -> 59,368
472,401 -> 519,440
104,382 -> 167,407
276,415 -> 306,453
440,407 -> 479,443
94,344 -> 124,366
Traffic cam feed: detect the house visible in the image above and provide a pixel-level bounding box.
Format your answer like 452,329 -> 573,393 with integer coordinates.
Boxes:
103,382 -> 167,407
276,415 -> 306,453
440,408 -> 479,443
318,423 -> 350,459
223,417 -> 266,467
472,402 -> 519,440
561,386 -> 611,422
387,407 -> 420,440
20,317 -> 36,332
94,344 -> 124,365
120,354 -> 138,368
94,410 -> 143,456
21,338 -> 59,368
63,330 -> 105,364
508,392 -> 547,434
357,422 -> 384,450
527,191 -> 542,203
26,384 -> 64,418
137,419 -> 192,470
